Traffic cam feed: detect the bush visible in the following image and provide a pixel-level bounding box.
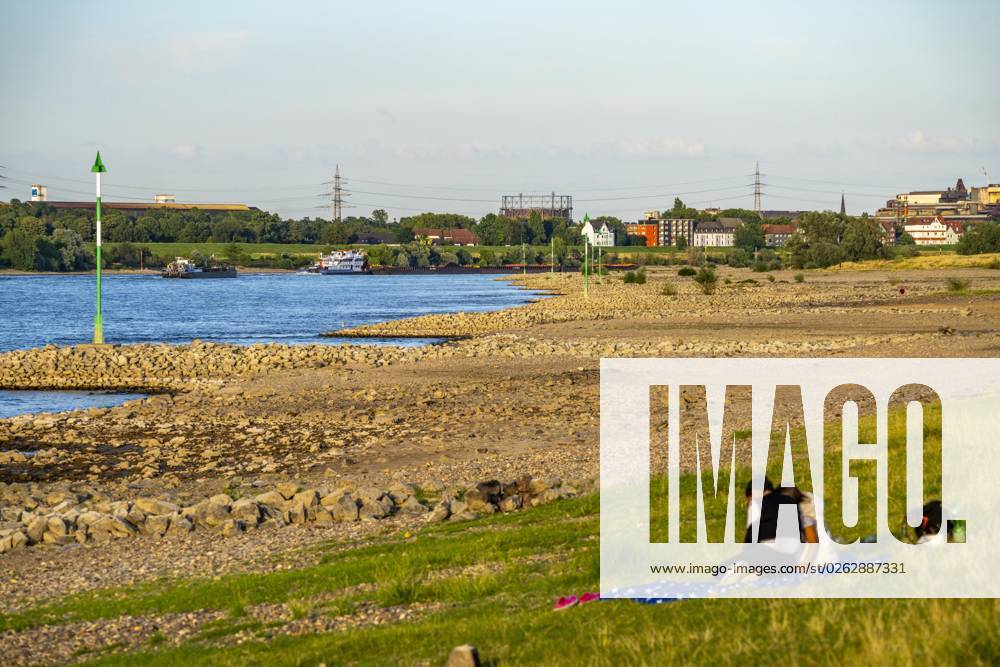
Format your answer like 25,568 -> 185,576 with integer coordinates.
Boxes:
767,274 -> 776,283
989,258 -> 1000,270
956,221 -> 1000,255
728,248 -> 751,268
794,273 -> 805,283
661,282 -> 677,296
678,266 -> 696,277
693,267 -> 718,294
622,268 -> 646,285
946,277 -> 970,292
807,241 -> 845,268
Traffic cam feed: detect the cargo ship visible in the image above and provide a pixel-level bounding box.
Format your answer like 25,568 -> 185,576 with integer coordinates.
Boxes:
300,250 -> 369,275
161,257 -> 238,279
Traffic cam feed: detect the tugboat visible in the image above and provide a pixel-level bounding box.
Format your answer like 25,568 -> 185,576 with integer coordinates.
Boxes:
301,250 -> 369,275
161,257 -> 237,279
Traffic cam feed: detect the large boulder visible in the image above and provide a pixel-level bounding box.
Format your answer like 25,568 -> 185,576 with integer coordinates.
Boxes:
230,498 -> 262,526
134,498 -> 180,516
184,499 -> 231,528
326,493 -> 359,522
400,495 -> 429,515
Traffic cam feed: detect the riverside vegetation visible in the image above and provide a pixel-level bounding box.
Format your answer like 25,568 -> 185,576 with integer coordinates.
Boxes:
1,265 -> 999,664
6,195 -> 997,273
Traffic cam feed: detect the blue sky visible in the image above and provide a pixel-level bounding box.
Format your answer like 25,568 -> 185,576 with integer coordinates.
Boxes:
2,0 -> 998,219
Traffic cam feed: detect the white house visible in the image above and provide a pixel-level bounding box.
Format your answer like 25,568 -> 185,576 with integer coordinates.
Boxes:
692,218 -> 740,247
580,217 -> 616,247
903,217 -> 963,245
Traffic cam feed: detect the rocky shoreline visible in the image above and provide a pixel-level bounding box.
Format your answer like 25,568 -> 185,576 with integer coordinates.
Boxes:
0,341 -> 411,392
0,473 -> 580,556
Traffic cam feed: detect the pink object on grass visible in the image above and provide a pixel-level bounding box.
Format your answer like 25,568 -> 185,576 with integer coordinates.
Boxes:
553,595 -> 579,611
578,592 -> 600,604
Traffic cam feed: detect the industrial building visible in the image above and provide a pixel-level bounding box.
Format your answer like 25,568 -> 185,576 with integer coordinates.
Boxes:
500,193 -> 573,223
28,201 -> 258,215
413,228 -> 480,246
22,184 -> 257,215
875,178 -> 997,227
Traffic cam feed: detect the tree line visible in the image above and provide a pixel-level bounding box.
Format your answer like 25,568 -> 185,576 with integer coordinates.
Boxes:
2,196 -> 996,271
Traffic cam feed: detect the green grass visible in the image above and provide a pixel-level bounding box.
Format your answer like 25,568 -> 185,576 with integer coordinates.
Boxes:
1,403 -> 994,665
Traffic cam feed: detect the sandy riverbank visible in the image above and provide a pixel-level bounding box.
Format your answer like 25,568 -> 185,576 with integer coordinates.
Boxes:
0,264 -> 998,622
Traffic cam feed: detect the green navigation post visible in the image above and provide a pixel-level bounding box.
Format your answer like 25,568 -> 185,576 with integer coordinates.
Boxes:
91,151 -> 107,344
582,213 -> 590,299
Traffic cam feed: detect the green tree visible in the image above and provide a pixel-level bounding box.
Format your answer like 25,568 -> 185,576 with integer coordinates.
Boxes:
734,220 -> 765,252
51,228 -> 94,270
784,232 -> 808,269
552,236 -> 567,264
372,209 -> 389,225
527,211 -> 546,243
841,218 -> 883,261
956,222 -> 1000,255
666,198 -> 700,219
1,227 -> 42,270
320,222 -> 351,244
675,234 -> 688,251
797,211 -> 845,244
807,241 -> 845,268
477,248 -> 497,267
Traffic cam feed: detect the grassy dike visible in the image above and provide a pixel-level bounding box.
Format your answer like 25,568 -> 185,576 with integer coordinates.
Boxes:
2,405 -> 996,666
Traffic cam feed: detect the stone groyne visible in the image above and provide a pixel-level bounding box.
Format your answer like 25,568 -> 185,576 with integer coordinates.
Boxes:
0,342 -> 410,392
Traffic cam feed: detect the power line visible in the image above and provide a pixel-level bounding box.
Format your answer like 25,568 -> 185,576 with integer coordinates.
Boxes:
765,183 -> 892,199
0,167 -> 321,194
766,174 -> 916,191
5,164 -> 758,197
330,164 -> 353,223
344,173 -> 749,193
753,161 -> 762,216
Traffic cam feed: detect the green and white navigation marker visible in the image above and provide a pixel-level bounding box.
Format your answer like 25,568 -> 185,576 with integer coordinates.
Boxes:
582,213 -> 590,299
91,151 -> 106,344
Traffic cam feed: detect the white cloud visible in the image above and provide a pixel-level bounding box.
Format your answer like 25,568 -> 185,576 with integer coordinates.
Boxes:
614,138 -> 706,158
168,30 -> 254,71
167,142 -> 199,159
894,130 -> 976,154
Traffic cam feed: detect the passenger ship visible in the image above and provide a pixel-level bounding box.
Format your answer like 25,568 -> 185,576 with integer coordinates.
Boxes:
301,250 -> 369,275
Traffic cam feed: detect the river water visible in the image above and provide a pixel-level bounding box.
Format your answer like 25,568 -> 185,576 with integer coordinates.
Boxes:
0,272 -> 539,415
